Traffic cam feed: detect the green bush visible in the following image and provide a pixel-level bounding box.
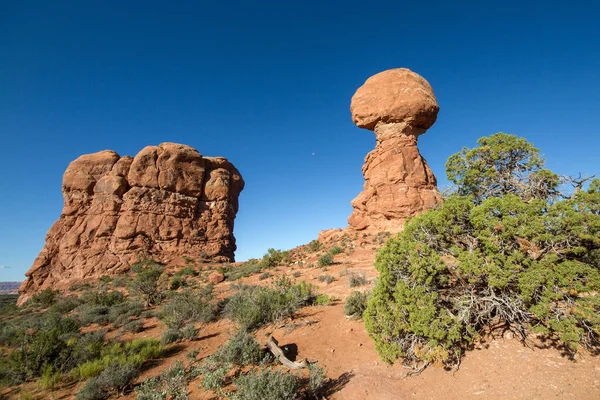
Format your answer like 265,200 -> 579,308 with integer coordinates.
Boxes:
307,362 -> 327,397
224,279 -> 316,330
129,262 -> 165,306
121,320 -> 144,333
28,288 -> 60,308
76,305 -> 111,326
364,134 -> 600,368
260,248 -> 290,268
73,339 -> 162,381
161,328 -> 181,345
259,272 -> 271,281
169,276 -> 186,290
80,290 -> 124,307
109,300 -> 144,326
232,368 -> 300,400
159,288 -> 216,330
348,273 -> 367,287
330,246 -> 343,255
307,240 -> 322,252
318,275 -> 335,284
181,324 -> 197,341
77,362 -> 139,399
211,330 -> 264,366
0,314 -> 81,384
135,360 -> 191,400
318,254 -> 334,267
49,295 -> 81,313
225,261 -> 263,281
344,291 -> 368,319
76,377 -> 107,400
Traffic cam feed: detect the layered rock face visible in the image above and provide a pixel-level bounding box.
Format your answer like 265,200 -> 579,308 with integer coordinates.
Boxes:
19,143 -> 244,303
348,68 -> 442,232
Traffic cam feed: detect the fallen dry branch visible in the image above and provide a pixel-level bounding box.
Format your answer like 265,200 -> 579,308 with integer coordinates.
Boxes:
266,336 -> 308,369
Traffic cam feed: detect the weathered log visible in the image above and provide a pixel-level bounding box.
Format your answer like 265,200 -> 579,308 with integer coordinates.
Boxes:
266,336 -> 308,370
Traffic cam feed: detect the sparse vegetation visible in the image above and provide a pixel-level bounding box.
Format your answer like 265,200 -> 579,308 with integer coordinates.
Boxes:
232,368 -> 300,400
129,260 -> 166,306
348,273 -> 367,287
344,291 -> 369,319
318,253 -> 334,267
318,274 -> 335,284
224,278 -> 317,330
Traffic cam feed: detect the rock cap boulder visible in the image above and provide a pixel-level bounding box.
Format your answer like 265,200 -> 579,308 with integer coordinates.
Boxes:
350,68 -> 439,131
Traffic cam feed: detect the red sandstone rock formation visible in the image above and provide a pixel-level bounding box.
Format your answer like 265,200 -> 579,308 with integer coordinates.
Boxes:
19,143 -> 243,304
348,68 -> 441,232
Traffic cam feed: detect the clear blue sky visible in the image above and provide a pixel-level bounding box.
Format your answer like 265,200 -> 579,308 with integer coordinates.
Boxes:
1,1 -> 599,282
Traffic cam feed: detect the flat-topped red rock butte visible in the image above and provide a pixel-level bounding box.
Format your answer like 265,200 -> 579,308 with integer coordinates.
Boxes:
348,68 -> 442,232
19,142 -> 244,304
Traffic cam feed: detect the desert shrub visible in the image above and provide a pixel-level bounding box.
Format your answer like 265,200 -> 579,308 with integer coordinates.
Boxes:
28,288 -> 59,308
348,273 -> 367,287
180,266 -> 198,276
307,240 -> 322,252
292,271 -> 302,278
129,261 -> 165,306
161,328 -> 181,345
141,310 -> 157,319
199,358 -> 228,392
169,276 -> 186,290
77,362 -> 139,399
211,330 -> 264,366
344,291 -> 369,319
49,295 -> 81,313
232,368 -> 300,400
318,274 -> 335,284
181,324 -> 197,341
37,366 -> 62,390
261,248 -> 290,268
259,272 -> 271,281
76,377 -> 107,400
109,300 -> 144,325
80,290 -> 124,307
159,288 -> 216,330
99,276 -> 112,285
5,314 -> 81,383
224,279 -> 316,330
225,261 -> 263,281
76,304 -> 111,326
307,362 -> 327,397
121,319 -> 144,333
314,294 -> 334,306
134,377 -> 164,400
329,246 -> 343,255
318,253 -> 334,267
98,362 -> 139,394
73,339 -> 162,380
365,134 -> 600,368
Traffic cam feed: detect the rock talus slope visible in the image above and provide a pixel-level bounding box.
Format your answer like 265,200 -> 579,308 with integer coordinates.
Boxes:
348,68 -> 442,232
19,142 -> 244,304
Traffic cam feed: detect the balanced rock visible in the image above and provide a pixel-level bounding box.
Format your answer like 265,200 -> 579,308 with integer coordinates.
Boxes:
19,143 -> 244,304
348,68 -> 441,232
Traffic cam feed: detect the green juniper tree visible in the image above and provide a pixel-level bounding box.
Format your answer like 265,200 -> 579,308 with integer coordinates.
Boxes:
365,133 -> 600,369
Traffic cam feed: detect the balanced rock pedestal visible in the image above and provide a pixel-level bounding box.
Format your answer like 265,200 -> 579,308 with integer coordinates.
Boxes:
348,68 -> 441,232
19,142 -> 244,304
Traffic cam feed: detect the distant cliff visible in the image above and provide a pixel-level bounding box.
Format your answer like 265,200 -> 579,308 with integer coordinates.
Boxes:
0,282 -> 22,294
